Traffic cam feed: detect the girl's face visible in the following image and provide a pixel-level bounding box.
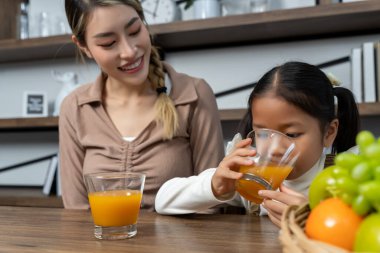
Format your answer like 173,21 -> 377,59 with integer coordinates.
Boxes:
251,94 -> 335,180
79,5 -> 151,86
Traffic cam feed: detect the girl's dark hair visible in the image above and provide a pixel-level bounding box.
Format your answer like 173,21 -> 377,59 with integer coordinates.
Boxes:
238,61 -> 360,153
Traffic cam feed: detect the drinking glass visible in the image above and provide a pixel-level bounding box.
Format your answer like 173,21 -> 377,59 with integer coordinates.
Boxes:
84,172 -> 145,240
236,129 -> 299,211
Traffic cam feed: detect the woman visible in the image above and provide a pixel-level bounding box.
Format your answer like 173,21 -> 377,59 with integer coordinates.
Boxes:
60,0 -> 224,210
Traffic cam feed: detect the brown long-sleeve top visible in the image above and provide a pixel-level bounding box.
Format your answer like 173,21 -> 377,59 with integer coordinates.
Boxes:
59,63 -> 225,211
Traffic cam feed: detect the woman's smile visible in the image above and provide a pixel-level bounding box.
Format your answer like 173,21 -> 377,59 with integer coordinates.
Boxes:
118,56 -> 144,74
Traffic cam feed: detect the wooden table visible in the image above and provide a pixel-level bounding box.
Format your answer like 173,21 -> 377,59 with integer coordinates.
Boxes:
0,206 -> 282,253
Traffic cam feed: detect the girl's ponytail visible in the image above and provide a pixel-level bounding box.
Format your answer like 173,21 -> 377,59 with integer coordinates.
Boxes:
333,87 -> 360,153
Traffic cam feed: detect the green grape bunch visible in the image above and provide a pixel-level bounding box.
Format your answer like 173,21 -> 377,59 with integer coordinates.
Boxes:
309,130 -> 380,216
308,130 -> 380,252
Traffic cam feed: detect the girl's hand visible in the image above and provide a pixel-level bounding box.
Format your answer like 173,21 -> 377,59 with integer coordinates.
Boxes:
211,138 -> 255,199
258,185 -> 307,227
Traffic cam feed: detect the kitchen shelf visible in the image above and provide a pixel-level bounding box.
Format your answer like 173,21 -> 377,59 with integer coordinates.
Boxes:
219,103 -> 380,121
358,102 -> 380,117
0,103 -> 379,130
0,116 -> 58,131
0,187 -> 63,208
1,1 -> 380,63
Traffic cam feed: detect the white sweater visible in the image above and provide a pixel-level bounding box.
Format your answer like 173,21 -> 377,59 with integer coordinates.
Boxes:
155,154 -> 328,215
155,145 -> 359,215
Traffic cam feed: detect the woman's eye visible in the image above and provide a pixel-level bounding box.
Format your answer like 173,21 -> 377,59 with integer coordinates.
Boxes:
129,27 -> 141,36
286,133 -> 301,138
99,41 -> 115,48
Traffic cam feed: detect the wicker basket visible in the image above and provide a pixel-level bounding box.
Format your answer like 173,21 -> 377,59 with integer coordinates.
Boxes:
279,203 -> 350,253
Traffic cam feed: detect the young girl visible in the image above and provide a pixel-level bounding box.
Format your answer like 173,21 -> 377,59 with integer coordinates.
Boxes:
155,61 -> 360,226
59,0 -> 224,210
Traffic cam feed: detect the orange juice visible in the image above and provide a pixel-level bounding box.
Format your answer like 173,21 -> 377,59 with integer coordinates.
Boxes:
88,189 -> 142,227
236,165 -> 293,204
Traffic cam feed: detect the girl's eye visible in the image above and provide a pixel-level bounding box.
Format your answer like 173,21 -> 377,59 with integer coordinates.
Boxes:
99,41 -> 115,48
286,133 -> 301,138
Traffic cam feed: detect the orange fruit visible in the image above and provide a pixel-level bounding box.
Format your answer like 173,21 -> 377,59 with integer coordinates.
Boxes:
305,198 -> 363,251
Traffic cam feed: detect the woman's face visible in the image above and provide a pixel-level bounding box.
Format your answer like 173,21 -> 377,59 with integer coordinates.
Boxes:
251,94 -> 327,179
81,4 -> 151,86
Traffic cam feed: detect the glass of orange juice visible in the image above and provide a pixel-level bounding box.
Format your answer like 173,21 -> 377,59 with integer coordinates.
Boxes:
84,172 -> 145,240
236,129 -> 299,208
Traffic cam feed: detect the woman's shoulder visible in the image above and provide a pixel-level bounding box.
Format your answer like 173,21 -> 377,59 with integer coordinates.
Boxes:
60,80 -> 99,118
61,82 -> 93,105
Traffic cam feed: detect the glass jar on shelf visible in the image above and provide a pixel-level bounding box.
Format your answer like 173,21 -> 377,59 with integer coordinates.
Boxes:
18,0 -> 29,39
193,0 -> 221,19
221,0 -> 268,16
